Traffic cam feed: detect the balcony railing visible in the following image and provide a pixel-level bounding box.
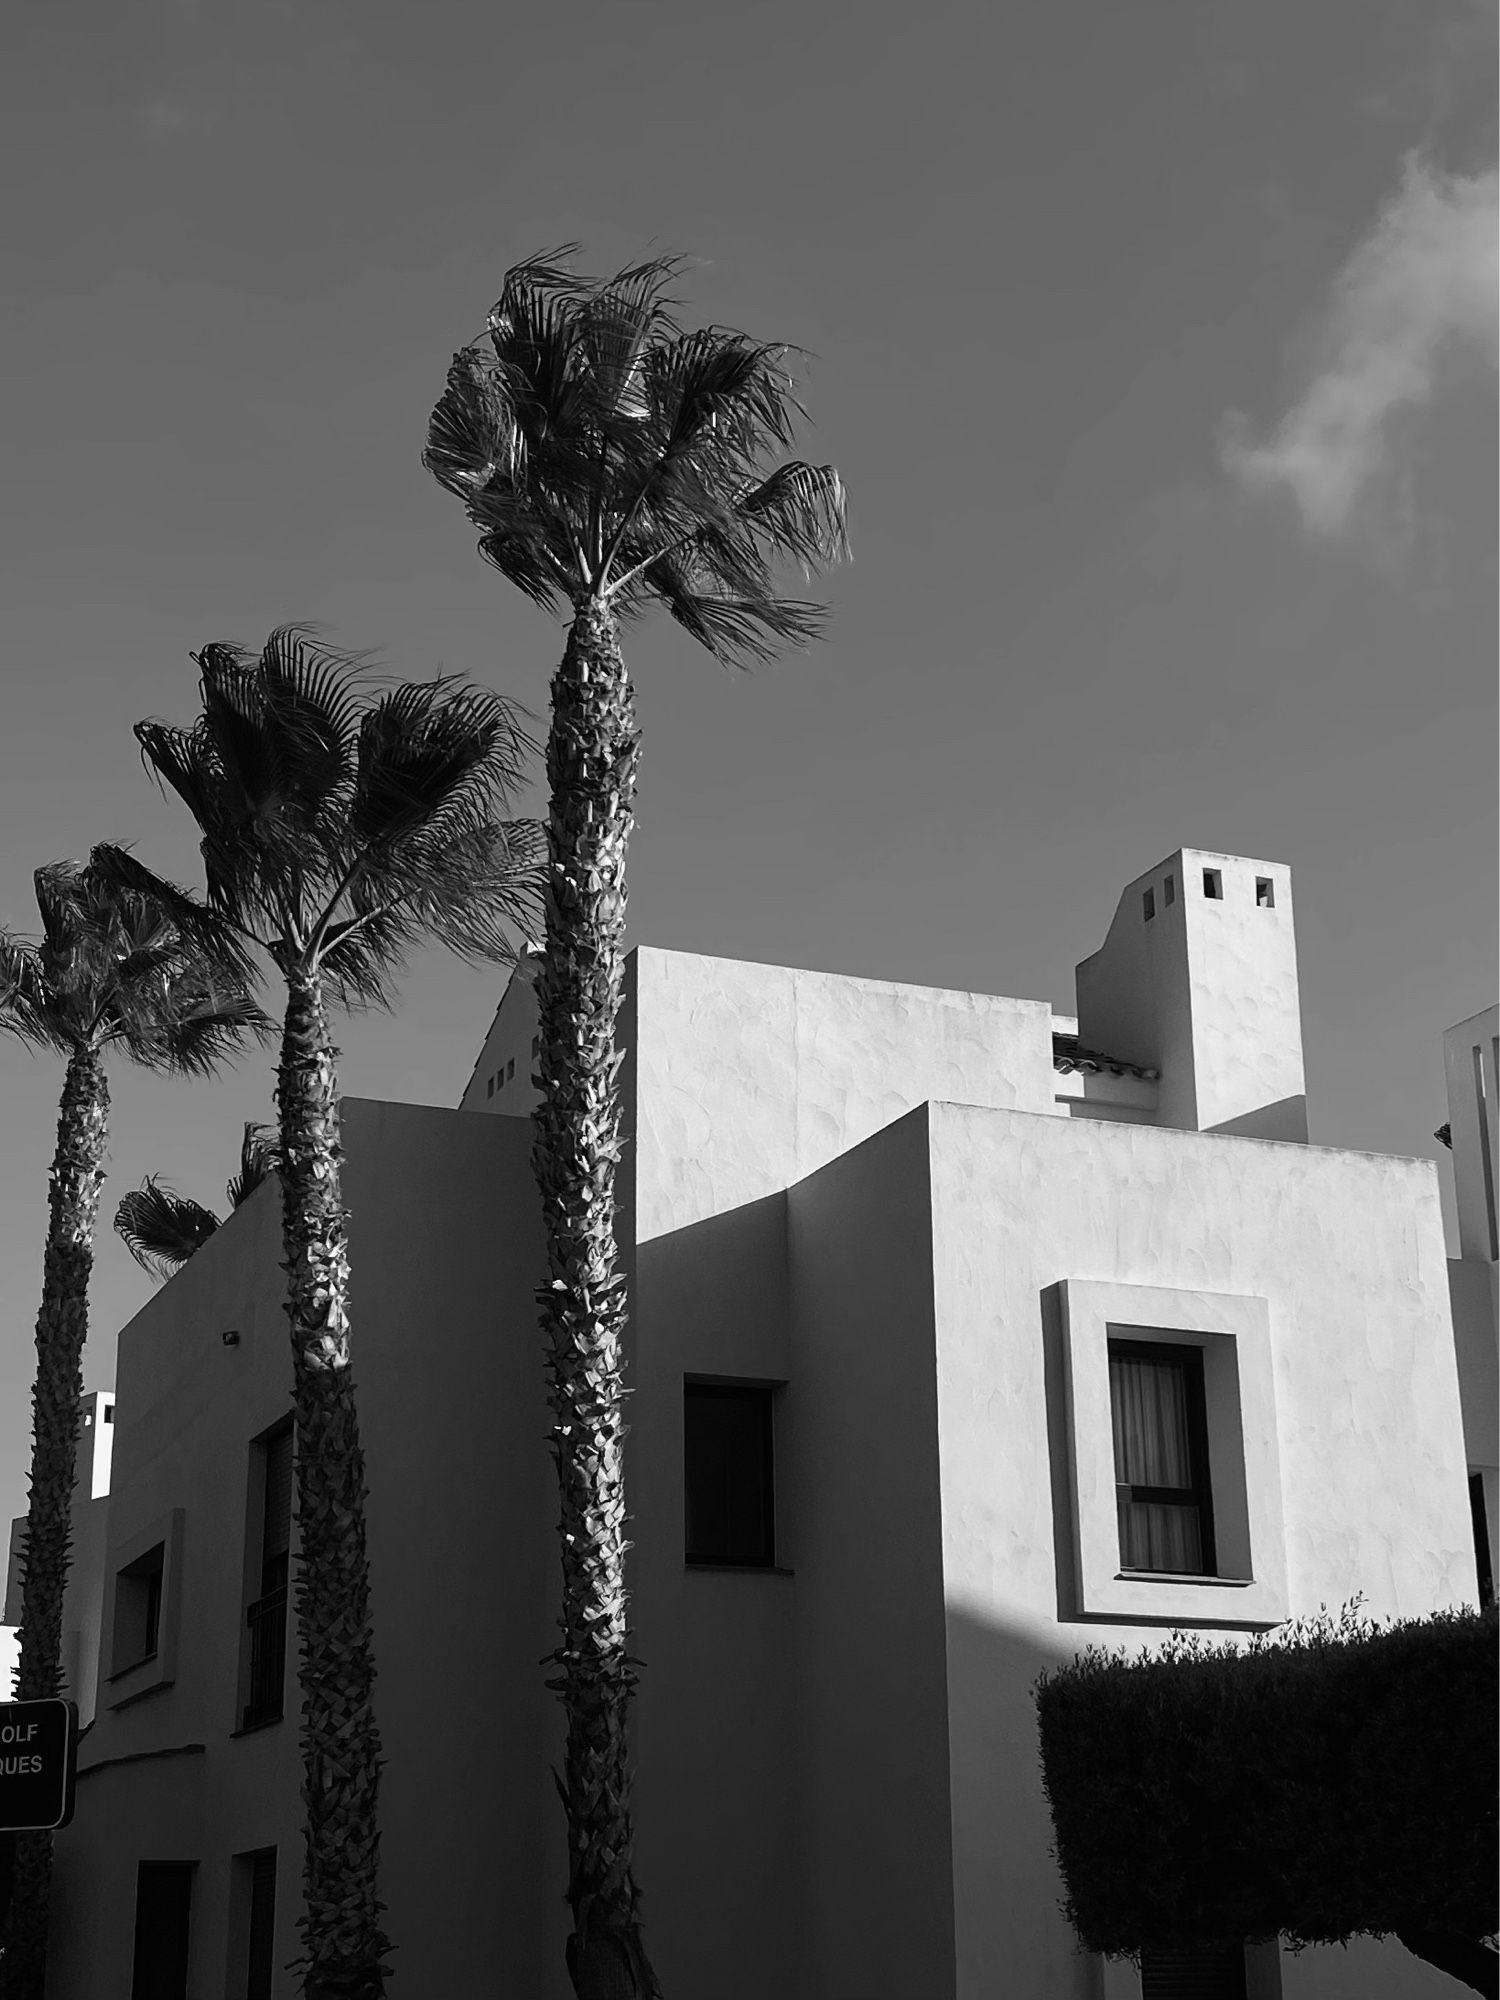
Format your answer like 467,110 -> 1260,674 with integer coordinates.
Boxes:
242,1586 -> 288,1729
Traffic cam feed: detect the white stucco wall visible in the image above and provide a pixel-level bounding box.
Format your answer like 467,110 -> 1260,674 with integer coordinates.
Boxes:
924,1100 -> 1473,2000
46,1100 -> 564,2000
631,945 -> 1056,1242
1076,849 -> 1306,1137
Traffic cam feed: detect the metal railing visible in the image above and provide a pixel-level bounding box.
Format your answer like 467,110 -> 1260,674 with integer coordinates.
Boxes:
242,1586 -> 288,1729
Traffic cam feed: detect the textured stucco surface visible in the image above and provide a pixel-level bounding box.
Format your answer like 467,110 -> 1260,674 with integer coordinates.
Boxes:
632,944 -> 1055,1241
47,1100 -> 563,2000
925,1100 -> 1473,2000
1076,848 -> 1305,1135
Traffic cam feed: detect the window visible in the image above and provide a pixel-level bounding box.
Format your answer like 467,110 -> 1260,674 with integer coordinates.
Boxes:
113,1544 -> 165,1671
1471,1473 -> 1495,1610
1255,877 -> 1275,908
486,1075 -> 494,1098
531,1035 -> 541,1057
506,1056 -> 516,1082
1056,1281 -> 1288,1627
1142,888 -> 1156,921
104,1404 -> 115,1423
243,1424 -> 292,1729
103,1511 -> 184,1706
1164,873 -> 1175,907
131,1862 -> 194,2000
1202,869 -> 1223,899
1110,1341 -> 1216,1575
232,1849 -> 278,2000
684,1382 -> 776,1567
1140,1943 -> 1247,1999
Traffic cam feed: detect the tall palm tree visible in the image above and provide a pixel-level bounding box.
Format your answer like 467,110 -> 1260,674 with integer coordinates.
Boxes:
0,861 -> 263,1998
96,628 -> 542,2000
425,250 -> 848,1998
114,1124 -> 282,1280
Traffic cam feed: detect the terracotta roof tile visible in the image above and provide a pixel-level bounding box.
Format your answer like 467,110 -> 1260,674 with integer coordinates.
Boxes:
1052,1033 -> 1159,1083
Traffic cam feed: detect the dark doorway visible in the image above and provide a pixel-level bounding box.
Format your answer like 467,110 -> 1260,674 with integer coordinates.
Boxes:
131,1862 -> 194,2000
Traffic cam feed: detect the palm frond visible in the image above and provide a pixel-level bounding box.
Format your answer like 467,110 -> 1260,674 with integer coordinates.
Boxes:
113,1177 -> 222,1281
227,1123 -> 281,1208
426,252 -> 849,658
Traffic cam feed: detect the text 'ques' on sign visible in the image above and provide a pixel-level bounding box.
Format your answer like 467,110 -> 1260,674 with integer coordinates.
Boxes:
0,1700 -> 79,1833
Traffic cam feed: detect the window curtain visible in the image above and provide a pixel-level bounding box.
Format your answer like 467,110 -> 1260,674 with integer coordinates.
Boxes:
1110,1350 -> 1203,1573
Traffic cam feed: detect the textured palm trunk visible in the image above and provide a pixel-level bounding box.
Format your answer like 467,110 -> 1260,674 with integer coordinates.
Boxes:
533,599 -> 661,2000
277,969 -> 390,2000
1,1049 -> 109,2000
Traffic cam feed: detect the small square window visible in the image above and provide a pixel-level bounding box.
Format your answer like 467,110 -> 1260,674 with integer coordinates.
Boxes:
1255,877 -> 1275,908
1142,888 -> 1156,922
1164,874 -> 1175,906
684,1382 -> 776,1567
1202,869 -> 1223,900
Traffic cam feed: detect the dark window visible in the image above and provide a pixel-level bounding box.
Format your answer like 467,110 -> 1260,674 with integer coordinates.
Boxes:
243,1849 -> 277,2000
506,1056 -> 516,1082
1140,1943 -> 1247,1999
486,1075 -> 494,1098
531,1035 -> 541,1058
1471,1473 -> 1494,1610
1109,1341 -> 1216,1576
131,1862 -> 194,2000
1164,874 -> 1176,907
1142,888 -> 1156,921
684,1383 -> 776,1567
104,1404 -> 115,1423
243,1424 -> 292,1728
113,1544 -> 165,1671
1202,868 -> 1223,900
1255,877 -> 1275,908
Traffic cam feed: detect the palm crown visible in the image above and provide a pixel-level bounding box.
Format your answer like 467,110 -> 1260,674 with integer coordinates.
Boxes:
424,250 -> 849,661
0,859 -> 265,1070
97,628 -> 544,1000
115,1123 -> 282,1281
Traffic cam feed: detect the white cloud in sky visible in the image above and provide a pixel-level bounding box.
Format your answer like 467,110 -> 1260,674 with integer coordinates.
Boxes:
1222,155 -> 1498,540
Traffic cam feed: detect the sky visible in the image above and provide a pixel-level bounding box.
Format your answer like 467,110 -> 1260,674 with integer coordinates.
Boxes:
0,0 -> 1495,1571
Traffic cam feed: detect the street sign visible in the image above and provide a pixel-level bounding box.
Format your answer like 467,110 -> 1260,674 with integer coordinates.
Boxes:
0,1699 -> 78,1833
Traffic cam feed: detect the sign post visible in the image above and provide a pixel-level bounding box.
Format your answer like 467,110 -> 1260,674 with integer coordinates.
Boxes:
0,1700 -> 79,1833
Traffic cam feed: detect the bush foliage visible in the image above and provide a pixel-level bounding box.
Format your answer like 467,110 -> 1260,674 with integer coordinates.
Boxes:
1034,1603 -> 1498,1960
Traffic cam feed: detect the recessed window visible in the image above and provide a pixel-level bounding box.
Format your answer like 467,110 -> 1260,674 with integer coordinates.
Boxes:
1255,877 -> 1275,908
486,1076 -> 494,1098
506,1057 -> 516,1082
1202,869 -> 1223,900
113,1544 -> 165,1671
1471,1473 -> 1495,1611
531,1035 -> 541,1058
104,1405 -> 114,1423
1141,1942 -> 1247,1999
1109,1339 -> 1216,1576
684,1382 -> 776,1568
1142,888 -> 1156,922
1164,874 -> 1175,907
243,1424 -> 292,1730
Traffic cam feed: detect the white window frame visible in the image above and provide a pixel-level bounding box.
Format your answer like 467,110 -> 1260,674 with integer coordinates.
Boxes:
1058,1281 -> 1288,1627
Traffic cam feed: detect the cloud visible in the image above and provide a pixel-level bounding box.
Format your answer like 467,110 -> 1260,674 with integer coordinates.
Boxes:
1221,155 -> 1498,540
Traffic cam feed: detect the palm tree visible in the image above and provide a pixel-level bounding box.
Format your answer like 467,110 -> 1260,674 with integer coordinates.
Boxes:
0,861 -> 263,1998
114,1124 -> 282,1280
424,250 -> 848,1998
96,628 -> 542,2000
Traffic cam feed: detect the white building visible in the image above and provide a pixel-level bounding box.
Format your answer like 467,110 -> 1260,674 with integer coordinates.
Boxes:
10,849 -> 1494,2000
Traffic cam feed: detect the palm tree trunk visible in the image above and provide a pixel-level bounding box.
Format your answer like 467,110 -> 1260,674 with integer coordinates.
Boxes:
277,968 -> 390,2000
1,1049 -> 109,2000
533,598 -> 661,2000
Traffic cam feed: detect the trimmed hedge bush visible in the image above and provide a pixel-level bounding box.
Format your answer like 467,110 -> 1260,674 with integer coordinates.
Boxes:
1034,1604 -> 1497,1963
